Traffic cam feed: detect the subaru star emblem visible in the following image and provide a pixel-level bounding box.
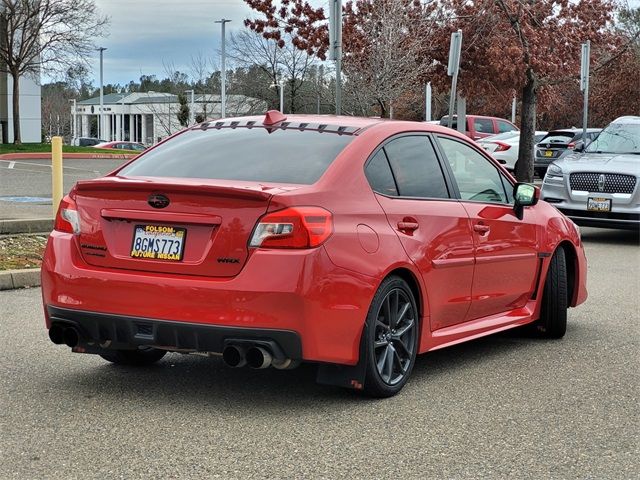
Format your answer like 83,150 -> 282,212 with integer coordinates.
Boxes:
148,193 -> 170,209
597,174 -> 606,192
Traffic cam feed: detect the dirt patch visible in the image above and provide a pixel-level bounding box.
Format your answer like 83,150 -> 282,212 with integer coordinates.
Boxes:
0,234 -> 48,270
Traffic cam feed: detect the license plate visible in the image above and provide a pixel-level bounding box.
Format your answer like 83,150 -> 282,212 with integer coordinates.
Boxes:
544,150 -> 554,157
587,197 -> 611,212
131,225 -> 186,261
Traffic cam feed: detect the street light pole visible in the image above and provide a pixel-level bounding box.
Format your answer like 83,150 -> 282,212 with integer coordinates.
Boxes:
97,47 -> 107,139
215,18 -> 231,119
270,80 -> 285,113
69,99 -> 77,140
185,89 -> 195,124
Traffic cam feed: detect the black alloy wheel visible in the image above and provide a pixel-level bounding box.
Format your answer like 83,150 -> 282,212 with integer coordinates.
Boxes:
363,276 -> 419,397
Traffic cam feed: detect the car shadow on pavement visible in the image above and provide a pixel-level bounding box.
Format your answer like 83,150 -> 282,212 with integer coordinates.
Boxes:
48,328 -> 554,409
580,227 -> 639,246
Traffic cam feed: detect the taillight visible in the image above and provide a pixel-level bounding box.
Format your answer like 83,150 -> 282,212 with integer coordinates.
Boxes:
493,141 -> 511,152
567,142 -> 575,149
249,207 -> 333,249
54,195 -> 81,234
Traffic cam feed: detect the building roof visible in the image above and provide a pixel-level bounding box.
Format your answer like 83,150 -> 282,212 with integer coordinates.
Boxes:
77,92 -> 252,106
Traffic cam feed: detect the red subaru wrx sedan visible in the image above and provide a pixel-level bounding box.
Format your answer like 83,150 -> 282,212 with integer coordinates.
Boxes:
42,111 -> 587,397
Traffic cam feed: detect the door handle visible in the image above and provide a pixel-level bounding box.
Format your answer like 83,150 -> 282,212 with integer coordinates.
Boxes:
397,221 -> 419,232
473,224 -> 490,234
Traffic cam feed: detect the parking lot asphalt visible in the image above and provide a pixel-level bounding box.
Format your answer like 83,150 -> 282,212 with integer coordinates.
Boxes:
1,227 -> 638,479
0,158 -> 126,220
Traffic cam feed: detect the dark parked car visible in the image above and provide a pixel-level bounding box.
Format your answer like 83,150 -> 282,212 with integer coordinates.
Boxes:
534,129 -> 601,177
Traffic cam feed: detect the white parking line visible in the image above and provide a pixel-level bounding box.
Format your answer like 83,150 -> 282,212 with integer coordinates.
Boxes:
7,161 -> 15,169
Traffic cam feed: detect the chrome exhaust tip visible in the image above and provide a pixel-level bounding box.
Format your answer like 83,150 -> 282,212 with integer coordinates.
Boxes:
246,346 -> 272,369
222,345 -> 247,368
62,327 -> 79,348
48,325 -> 65,345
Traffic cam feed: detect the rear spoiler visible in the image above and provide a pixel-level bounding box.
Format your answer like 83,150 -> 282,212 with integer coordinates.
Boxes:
75,177 -> 275,201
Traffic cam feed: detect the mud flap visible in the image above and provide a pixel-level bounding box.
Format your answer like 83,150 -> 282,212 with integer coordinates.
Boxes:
316,327 -> 368,390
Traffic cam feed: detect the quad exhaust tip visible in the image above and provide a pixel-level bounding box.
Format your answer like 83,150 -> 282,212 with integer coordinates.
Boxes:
246,346 -> 272,369
222,345 -> 247,368
62,327 -> 79,348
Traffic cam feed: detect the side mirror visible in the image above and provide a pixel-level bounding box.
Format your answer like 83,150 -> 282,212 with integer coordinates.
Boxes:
573,140 -> 585,152
513,183 -> 539,220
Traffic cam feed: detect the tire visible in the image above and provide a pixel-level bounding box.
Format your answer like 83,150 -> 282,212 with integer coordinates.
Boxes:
362,276 -> 419,398
536,247 -> 568,338
100,348 -> 167,366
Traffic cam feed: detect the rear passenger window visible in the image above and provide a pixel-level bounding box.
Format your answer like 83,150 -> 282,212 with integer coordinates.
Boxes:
365,150 -> 398,196
498,121 -> 514,133
383,136 -> 449,198
474,118 -> 494,134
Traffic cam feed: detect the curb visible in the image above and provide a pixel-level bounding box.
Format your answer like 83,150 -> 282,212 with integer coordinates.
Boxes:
0,153 -> 135,160
0,268 -> 40,291
0,218 -> 53,234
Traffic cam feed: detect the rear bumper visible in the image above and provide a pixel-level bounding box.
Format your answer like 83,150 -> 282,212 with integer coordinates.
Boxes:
42,231 -> 379,365
47,305 -> 302,359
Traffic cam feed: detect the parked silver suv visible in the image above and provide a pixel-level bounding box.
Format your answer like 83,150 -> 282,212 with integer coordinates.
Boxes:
541,116 -> 639,230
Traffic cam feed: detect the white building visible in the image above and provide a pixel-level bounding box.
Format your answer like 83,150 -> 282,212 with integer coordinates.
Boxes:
0,73 -> 42,143
74,92 -> 266,145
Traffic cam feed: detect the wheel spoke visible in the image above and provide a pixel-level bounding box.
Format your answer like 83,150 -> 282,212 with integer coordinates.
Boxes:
392,348 -> 407,374
376,345 -> 389,379
383,297 -> 392,328
383,345 -> 394,382
393,318 -> 414,338
392,336 -> 411,357
397,302 -> 411,324
389,291 -> 399,329
374,339 -> 387,349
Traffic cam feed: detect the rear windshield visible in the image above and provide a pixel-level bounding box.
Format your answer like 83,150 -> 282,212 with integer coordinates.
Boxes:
540,132 -> 575,144
119,127 -> 354,184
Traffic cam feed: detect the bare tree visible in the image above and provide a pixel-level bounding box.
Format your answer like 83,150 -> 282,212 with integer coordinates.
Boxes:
228,29 -> 316,113
342,0 -> 440,118
0,0 -> 108,143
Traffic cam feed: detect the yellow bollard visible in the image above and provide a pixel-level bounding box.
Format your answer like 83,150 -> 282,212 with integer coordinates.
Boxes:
51,136 -> 63,217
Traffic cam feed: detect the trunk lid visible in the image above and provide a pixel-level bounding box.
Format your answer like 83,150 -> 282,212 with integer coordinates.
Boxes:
73,176 -> 293,277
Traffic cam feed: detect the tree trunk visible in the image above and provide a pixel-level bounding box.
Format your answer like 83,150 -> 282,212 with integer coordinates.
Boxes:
515,78 -> 536,183
11,71 -> 21,145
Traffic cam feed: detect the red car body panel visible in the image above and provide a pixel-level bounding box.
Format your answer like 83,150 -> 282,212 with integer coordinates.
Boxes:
41,115 -> 587,367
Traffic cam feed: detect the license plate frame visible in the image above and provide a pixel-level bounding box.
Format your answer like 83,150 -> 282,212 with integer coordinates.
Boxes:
130,224 -> 186,261
587,197 -> 612,212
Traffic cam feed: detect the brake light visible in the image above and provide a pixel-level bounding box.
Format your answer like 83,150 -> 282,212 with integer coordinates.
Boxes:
54,195 -> 81,234
567,142 -> 575,149
249,207 -> 333,249
493,141 -> 511,152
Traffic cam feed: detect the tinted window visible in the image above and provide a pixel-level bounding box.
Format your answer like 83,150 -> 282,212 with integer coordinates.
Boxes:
119,128 -> 353,184
497,121 -> 515,133
438,136 -> 508,204
540,132 -> 574,145
383,136 -> 449,198
440,117 -> 458,130
365,150 -> 398,196
473,118 -> 494,134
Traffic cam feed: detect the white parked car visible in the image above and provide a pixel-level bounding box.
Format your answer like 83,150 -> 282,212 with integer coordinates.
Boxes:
478,131 -> 547,171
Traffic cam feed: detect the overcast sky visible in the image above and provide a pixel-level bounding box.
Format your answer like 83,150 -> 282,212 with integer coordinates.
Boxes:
89,0 -> 327,87
88,0 -> 637,87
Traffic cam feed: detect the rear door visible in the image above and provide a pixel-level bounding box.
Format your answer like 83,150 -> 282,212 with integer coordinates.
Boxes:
435,135 -> 539,321
366,134 -> 475,330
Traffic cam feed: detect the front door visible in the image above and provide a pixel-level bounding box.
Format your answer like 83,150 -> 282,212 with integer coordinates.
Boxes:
365,135 -> 475,330
436,135 -> 539,321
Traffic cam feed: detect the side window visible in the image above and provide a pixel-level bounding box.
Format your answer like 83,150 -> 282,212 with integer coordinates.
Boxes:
498,121 -> 514,133
383,136 -> 449,199
473,118 -> 494,134
365,150 -> 398,196
437,136 -> 508,204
